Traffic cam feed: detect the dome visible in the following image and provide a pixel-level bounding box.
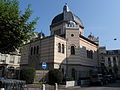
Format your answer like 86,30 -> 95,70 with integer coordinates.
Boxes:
38,32 -> 45,39
88,33 -> 99,43
51,4 -> 84,28
52,13 -> 64,24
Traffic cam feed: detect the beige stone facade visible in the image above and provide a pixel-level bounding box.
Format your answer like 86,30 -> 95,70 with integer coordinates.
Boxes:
21,35 -> 66,70
21,4 -> 99,80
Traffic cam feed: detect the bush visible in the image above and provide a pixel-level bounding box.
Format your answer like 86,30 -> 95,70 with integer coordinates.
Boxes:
20,67 -> 35,84
48,69 -> 63,85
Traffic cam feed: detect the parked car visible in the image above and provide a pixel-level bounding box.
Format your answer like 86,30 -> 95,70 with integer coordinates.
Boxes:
105,75 -> 113,83
117,74 -> 120,80
104,74 -> 116,83
90,74 -> 105,85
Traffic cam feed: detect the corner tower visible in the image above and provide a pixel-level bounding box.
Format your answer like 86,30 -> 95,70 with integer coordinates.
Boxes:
50,4 -> 84,37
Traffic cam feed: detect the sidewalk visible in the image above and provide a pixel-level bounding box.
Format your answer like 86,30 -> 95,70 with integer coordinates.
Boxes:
25,84 -> 82,90
59,86 -> 81,90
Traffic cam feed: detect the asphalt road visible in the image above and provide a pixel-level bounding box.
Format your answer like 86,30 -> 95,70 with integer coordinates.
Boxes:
60,80 -> 120,90
26,80 -> 120,90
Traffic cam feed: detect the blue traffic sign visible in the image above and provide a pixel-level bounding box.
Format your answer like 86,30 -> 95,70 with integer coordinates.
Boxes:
42,62 -> 47,69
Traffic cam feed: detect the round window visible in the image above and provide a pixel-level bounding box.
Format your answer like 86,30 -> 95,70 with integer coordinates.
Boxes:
71,34 -> 74,37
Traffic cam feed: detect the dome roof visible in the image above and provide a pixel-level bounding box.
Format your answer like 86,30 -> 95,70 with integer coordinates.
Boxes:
51,4 -> 84,28
52,13 -> 64,24
38,32 -> 45,39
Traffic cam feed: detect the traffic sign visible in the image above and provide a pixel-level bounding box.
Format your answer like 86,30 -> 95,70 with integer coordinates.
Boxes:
42,62 -> 47,69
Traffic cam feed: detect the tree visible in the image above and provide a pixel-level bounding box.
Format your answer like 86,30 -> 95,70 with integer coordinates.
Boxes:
0,0 -> 39,54
20,67 -> 35,84
48,69 -> 63,85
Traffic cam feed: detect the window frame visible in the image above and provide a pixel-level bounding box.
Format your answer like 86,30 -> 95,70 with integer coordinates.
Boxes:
71,46 -> 75,55
58,43 -> 61,52
62,44 -> 64,53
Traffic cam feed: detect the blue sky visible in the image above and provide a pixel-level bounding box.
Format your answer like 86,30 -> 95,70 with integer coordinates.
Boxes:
19,0 -> 120,50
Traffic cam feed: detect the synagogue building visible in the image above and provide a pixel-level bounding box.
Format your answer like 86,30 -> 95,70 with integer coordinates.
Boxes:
21,4 -> 99,80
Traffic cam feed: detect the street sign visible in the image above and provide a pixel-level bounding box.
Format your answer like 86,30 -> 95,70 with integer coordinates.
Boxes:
42,62 -> 47,69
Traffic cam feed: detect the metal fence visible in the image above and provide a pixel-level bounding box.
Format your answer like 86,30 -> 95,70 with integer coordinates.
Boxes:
0,79 -> 26,90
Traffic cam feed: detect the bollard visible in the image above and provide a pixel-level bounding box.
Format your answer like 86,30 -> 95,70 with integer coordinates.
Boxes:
55,83 -> 58,90
1,88 -> 5,90
42,84 -> 45,90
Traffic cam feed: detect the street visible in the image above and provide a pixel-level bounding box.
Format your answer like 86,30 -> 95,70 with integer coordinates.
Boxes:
25,80 -> 120,90
59,80 -> 120,90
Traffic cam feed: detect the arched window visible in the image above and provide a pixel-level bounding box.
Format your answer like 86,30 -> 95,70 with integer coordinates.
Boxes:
71,46 -> 75,55
58,43 -> 61,52
90,50 -> 93,59
62,44 -> 64,53
113,57 -> 116,66
87,50 -> 93,59
34,46 -> 36,55
31,47 -> 33,55
108,57 -> 111,67
37,46 -> 39,54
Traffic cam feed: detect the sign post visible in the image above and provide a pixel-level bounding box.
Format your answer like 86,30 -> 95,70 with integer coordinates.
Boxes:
42,62 -> 47,82
42,62 -> 47,69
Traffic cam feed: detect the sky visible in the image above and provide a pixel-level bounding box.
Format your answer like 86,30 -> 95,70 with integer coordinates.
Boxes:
19,0 -> 120,50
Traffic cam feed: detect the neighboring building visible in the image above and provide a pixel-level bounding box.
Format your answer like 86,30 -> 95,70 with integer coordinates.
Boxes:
0,53 -> 21,77
99,47 -> 120,75
0,53 -> 20,68
21,4 -> 99,80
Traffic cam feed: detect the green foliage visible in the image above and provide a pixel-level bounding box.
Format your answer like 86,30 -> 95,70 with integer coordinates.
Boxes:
20,67 -> 35,84
0,0 -> 39,54
48,69 -> 63,85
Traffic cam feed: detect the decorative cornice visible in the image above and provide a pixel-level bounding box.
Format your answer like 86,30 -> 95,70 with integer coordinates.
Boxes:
80,35 -> 98,46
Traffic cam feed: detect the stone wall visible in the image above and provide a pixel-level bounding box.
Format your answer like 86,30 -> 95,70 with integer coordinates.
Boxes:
34,70 -> 49,82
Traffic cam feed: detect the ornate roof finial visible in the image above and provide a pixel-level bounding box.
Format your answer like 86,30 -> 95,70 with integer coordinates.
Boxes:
63,3 -> 70,12
90,32 -> 92,35
88,32 -> 93,38
38,29 -> 45,39
41,29 -> 43,33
